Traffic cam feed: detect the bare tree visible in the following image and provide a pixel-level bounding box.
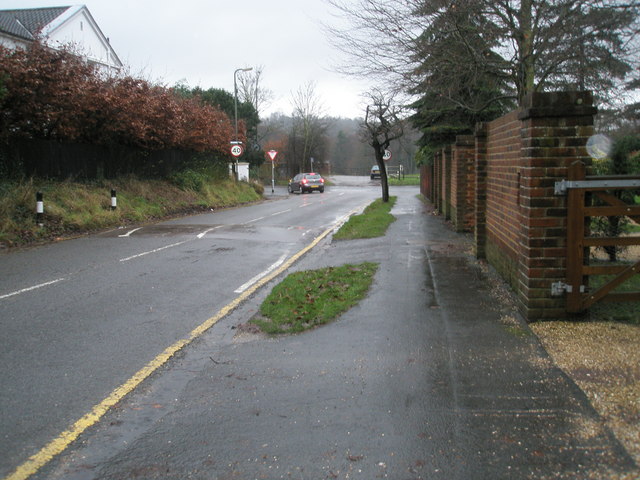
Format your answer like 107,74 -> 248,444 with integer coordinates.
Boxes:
236,65 -> 273,118
236,65 -> 275,151
363,90 -> 404,202
289,82 -> 329,174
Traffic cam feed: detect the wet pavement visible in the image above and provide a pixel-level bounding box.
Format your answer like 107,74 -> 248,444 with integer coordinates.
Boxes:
35,188 -> 637,480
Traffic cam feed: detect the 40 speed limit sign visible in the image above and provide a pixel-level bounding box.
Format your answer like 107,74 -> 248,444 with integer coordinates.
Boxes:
230,145 -> 244,157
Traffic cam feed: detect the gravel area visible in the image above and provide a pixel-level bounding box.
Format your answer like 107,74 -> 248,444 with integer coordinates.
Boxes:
530,320 -> 640,468
477,246 -> 639,472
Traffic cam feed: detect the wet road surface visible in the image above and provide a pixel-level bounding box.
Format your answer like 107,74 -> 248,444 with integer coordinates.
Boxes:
0,182 -> 380,479
22,186 -> 638,480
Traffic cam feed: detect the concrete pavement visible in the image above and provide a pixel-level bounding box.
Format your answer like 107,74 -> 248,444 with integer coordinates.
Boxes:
36,187 -> 637,480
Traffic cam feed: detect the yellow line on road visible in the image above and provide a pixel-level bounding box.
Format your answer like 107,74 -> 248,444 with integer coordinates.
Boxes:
4,211 -> 356,480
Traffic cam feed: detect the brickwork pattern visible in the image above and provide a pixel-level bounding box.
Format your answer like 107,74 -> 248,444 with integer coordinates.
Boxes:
451,136 -> 475,232
420,91 -> 596,320
517,92 -> 596,318
485,111 -> 522,264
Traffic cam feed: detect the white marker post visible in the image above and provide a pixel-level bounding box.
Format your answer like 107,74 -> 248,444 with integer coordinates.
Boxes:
267,150 -> 278,193
36,192 -> 44,226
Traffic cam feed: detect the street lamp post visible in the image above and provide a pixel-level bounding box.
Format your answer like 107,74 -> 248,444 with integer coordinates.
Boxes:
233,67 -> 253,180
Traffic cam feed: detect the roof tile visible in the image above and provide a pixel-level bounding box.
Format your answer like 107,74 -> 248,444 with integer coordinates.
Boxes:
0,7 -> 70,40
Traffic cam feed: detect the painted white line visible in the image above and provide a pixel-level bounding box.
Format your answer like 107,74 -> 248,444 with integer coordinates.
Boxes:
197,226 -> 223,239
244,216 -> 266,224
234,253 -> 288,293
244,208 -> 290,224
270,209 -> 291,217
0,278 -> 65,300
118,227 -> 142,238
119,241 -> 188,262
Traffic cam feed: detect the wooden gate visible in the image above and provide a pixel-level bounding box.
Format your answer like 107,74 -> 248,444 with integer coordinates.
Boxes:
556,161 -> 640,313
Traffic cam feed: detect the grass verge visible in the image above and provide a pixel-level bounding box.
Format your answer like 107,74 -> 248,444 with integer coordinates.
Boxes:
251,262 -> 378,334
333,196 -> 397,240
0,177 -> 263,248
388,174 -> 420,186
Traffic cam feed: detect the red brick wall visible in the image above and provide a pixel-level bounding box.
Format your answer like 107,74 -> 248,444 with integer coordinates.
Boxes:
451,136 -> 475,232
483,92 -> 596,319
433,150 -> 442,212
440,147 -> 451,219
420,164 -> 432,199
485,111 -> 522,266
516,92 -> 595,318
420,90 -> 597,320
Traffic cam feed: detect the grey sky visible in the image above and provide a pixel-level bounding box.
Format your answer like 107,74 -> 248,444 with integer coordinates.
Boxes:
2,0 -> 371,118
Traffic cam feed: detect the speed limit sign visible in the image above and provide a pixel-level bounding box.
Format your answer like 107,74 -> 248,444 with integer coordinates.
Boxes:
383,149 -> 392,161
231,145 -> 244,157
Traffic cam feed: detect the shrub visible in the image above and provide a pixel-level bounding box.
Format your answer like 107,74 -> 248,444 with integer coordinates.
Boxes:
170,169 -> 208,192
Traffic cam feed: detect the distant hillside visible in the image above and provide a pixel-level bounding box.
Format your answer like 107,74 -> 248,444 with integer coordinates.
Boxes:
258,114 -> 419,176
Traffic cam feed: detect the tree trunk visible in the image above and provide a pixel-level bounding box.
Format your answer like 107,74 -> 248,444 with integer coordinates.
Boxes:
518,0 -> 535,105
375,148 -> 389,202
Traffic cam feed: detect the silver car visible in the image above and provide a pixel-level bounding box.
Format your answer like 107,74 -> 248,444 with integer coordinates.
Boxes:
288,173 -> 325,194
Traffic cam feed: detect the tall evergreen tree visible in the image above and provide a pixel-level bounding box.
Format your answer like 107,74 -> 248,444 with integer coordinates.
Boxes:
327,0 -> 640,107
408,1 -> 512,162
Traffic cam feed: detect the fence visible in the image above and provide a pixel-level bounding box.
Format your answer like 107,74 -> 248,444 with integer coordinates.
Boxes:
0,138 -> 227,180
422,91 -> 599,320
561,161 -> 640,313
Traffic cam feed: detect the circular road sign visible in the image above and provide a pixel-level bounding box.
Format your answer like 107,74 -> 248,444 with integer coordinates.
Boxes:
231,145 -> 244,157
383,149 -> 392,161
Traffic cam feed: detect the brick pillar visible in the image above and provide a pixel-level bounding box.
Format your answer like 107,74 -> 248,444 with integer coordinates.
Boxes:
453,135 -> 475,232
429,163 -> 435,202
474,123 -> 488,259
442,146 -> 452,220
420,164 -> 430,199
517,91 -> 596,319
433,150 -> 441,212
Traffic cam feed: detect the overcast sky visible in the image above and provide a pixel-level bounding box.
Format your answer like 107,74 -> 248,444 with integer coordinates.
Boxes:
3,0 -> 371,119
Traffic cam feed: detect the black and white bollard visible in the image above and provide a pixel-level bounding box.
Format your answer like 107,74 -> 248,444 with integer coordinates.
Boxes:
36,191 -> 44,226
110,189 -> 117,210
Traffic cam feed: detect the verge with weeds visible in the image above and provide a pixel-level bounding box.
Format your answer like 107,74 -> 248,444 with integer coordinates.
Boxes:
0,177 -> 263,248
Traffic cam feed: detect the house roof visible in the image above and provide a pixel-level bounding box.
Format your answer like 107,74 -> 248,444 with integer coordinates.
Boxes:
0,5 -> 122,69
0,6 -> 70,41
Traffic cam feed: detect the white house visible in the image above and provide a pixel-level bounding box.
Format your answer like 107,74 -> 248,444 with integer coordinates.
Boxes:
0,5 -> 122,72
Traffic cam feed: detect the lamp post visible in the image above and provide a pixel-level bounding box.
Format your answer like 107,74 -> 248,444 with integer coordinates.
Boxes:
233,67 -> 253,180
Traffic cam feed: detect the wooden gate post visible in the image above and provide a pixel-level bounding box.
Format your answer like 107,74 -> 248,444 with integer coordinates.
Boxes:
566,161 -> 587,313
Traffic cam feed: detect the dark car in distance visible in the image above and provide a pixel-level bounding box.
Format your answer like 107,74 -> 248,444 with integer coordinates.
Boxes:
288,173 -> 325,194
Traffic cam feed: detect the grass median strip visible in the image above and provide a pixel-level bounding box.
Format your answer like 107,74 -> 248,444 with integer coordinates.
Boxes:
332,196 -> 397,240
247,197 -> 396,335
250,262 -> 378,334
